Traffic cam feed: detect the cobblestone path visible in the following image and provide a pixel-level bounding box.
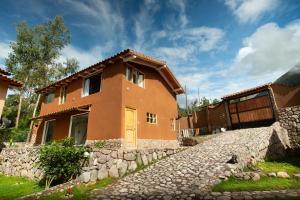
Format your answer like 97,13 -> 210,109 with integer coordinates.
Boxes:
90,124 -> 290,199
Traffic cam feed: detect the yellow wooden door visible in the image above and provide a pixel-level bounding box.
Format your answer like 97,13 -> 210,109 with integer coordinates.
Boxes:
125,107 -> 137,145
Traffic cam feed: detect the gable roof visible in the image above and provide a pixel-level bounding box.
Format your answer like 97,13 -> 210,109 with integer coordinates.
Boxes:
0,68 -> 10,76
36,49 -> 184,94
0,68 -> 23,87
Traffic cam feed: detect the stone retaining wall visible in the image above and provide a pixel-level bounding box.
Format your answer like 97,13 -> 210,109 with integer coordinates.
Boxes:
278,105 -> 300,148
79,148 -> 181,183
0,146 -> 181,183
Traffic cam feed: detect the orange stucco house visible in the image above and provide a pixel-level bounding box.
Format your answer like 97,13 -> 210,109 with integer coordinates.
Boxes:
0,68 -> 22,118
31,49 -> 184,148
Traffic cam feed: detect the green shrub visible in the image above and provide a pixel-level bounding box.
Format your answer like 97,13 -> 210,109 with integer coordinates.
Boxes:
37,138 -> 89,188
0,127 -> 28,144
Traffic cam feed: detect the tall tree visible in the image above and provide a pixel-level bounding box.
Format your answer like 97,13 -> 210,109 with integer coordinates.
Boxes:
5,16 -> 79,129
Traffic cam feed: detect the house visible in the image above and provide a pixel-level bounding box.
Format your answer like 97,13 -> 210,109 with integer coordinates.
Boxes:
0,68 -> 22,118
30,49 -> 184,148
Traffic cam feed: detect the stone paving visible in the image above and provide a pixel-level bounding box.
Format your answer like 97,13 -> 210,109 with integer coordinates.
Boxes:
90,123 -> 292,199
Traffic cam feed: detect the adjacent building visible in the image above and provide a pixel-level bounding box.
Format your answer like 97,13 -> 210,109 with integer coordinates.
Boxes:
31,49 -> 184,148
0,68 -> 22,117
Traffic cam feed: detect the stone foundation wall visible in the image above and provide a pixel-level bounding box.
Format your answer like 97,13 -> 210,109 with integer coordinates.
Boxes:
278,105 -> 300,148
0,145 -> 182,183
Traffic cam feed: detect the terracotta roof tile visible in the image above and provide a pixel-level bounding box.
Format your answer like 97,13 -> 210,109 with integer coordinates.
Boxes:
222,83 -> 271,100
0,73 -> 23,87
31,104 -> 91,120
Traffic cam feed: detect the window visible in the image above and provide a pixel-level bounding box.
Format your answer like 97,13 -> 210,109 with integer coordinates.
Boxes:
70,114 -> 88,145
59,86 -> 67,104
45,93 -> 55,104
83,73 -> 101,97
43,120 -> 55,144
146,112 -> 157,124
170,119 -> 176,131
126,66 -> 144,88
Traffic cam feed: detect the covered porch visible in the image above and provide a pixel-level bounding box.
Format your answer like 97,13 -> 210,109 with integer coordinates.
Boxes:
31,105 -> 90,145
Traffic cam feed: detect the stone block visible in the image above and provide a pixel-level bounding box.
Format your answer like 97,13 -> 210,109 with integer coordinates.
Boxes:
128,161 -> 137,172
118,160 -> 128,177
98,165 -> 108,180
109,165 -> 119,178
79,171 -> 91,183
124,152 -> 136,161
141,154 -> 148,166
90,169 -> 98,182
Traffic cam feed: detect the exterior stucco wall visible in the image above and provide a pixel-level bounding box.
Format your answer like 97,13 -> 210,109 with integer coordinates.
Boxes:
0,80 -> 9,117
121,64 -> 178,142
35,62 -> 123,143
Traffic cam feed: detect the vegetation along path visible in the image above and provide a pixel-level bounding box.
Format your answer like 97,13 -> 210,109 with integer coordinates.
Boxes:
91,123 -> 291,199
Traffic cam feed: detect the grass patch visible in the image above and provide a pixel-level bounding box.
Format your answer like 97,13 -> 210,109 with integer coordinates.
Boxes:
40,177 -> 113,200
257,157 -> 300,175
213,176 -> 300,192
0,175 -> 43,199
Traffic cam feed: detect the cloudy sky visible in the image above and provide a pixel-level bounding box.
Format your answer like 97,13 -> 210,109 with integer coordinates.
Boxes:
0,0 -> 300,105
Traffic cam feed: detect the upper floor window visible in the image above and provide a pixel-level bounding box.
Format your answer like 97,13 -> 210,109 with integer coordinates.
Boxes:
45,93 -> 55,104
126,66 -> 144,88
146,112 -> 157,124
83,73 -> 102,97
59,86 -> 67,104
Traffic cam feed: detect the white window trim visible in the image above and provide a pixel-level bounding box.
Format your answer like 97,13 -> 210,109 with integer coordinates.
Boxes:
59,86 -> 66,105
68,112 -> 89,139
146,112 -> 157,124
125,64 -> 145,89
42,119 -> 56,144
81,71 -> 103,97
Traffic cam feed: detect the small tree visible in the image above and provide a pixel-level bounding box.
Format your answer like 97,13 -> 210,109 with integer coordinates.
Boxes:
37,138 -> 88,188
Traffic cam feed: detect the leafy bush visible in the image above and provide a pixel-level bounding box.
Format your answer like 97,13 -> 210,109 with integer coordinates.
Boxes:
0,128 -> 28,144
37,138 -> 89,188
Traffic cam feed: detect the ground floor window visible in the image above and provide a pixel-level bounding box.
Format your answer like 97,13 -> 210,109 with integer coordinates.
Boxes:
69,113 -> 88,145
43,120 -> 55,144
146,112 -> 157,124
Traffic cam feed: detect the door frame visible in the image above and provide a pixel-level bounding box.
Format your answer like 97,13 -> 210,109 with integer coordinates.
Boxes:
68,112 -> 89,141
42,119 -> 56,144
124,107 -> 137,146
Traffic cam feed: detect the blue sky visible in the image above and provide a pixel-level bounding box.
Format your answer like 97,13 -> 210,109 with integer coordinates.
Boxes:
0,0 -> 300,105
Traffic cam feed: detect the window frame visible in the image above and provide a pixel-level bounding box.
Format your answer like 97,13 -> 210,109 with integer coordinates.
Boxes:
68,112 -> 89,145
125,64 -> 145,88
42,119 -> 56,144
59,86 -> 67,105
146,112 -> 157,124
45,93 -> 55,104
82,72 -> 102,97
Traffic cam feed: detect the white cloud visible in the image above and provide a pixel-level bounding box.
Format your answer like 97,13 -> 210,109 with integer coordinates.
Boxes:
169,0 -> 188,28
63,0 -> 124,35
0,41 -> 10,65
224,0 -> 279,23
233,20 -> 300,75
59,42 -> 114,69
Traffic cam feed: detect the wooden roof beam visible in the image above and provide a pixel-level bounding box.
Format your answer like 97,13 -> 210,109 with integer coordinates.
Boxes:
123,55 -> 137,62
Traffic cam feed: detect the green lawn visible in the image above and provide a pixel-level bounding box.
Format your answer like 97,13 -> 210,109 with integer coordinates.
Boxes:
213,176 -> 300,192
0,175 -> 43,200
213,157 -> 300,192
257,157 -> 300,174
40,178 -> 113,200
